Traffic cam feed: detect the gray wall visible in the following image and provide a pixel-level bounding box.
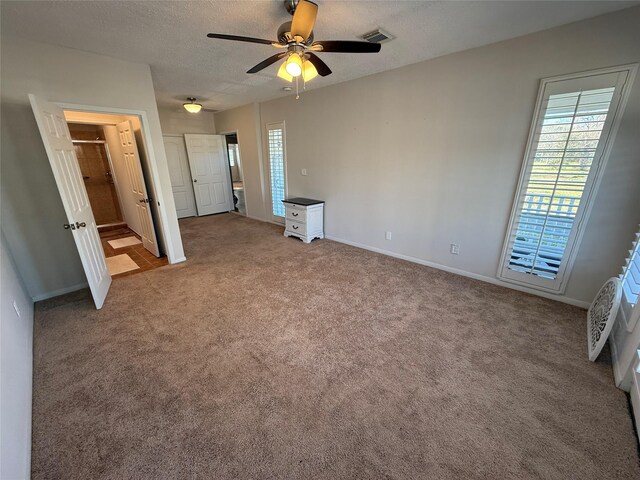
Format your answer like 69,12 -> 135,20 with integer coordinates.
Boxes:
0,231 -> 34,479
0,35 -> 185,299
219,6 -> 640,305
158,106 -> 216,135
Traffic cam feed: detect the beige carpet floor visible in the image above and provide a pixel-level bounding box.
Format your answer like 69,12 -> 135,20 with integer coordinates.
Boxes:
32,214 -> 639,479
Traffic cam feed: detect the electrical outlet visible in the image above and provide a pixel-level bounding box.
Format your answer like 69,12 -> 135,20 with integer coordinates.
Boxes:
301,169 -> 307,176
385,231 -> 392,240
13,300 -> 21,318
450,243 -> 459,255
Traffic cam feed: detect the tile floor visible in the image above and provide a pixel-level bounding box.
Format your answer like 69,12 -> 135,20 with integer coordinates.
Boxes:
99,227 -> 168,278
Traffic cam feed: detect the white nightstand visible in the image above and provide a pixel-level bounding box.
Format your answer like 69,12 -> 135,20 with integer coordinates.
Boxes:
282,198 -> 324,243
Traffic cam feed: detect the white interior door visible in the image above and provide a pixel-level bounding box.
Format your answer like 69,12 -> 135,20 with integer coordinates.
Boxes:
116,120 -> 160,257
163,135 -> 197,219
184,134 -> 233,216
29,94 -> 111,309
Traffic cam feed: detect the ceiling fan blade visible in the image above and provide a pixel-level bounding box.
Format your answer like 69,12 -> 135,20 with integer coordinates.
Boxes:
305,52 -> 332,77
291,0 -> 318,42
247,53 -> 287,74
207,33 -> 277,45
313,40 -> 382,53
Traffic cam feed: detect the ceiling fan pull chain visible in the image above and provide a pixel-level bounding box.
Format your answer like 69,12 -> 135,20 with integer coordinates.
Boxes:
296,75 -> 300,100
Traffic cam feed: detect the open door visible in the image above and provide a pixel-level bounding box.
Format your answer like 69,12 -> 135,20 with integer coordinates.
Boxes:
116,120 -> 160,257
29,94 -> 111,309
163,135 -> 197,219
184,134 -> 233,216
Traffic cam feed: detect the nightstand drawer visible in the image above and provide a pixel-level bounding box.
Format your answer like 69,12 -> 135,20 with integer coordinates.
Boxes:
285,218 -> 306,235
285,205 -> 307,222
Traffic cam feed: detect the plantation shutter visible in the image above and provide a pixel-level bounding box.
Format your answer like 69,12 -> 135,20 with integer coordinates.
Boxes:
620,226 -> 640,330
498,68 -> 632,293
267,122 -> 286,218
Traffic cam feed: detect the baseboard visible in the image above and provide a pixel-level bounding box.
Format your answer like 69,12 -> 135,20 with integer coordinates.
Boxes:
169,256 -> 187,265
32,282 -> 89,302
246,214 -> 282,227
324,234 -> 591,309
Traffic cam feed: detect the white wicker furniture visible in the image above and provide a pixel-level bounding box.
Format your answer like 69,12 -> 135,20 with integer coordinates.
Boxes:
587,277 -> 622,361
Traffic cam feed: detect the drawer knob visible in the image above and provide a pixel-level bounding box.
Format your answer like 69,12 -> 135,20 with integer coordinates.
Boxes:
293,225 -> 299,230
292,212 -> 298,217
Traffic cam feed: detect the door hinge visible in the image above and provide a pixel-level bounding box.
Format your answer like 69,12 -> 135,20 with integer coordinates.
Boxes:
64,222 -> 87,230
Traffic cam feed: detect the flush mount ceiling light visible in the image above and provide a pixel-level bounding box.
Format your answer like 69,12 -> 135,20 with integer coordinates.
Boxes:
183,97 -> 202,113
206,0 -> 381,96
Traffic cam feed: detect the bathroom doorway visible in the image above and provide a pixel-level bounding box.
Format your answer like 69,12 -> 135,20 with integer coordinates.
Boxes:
224,133 -> 246,216
69,124 -> 124,228
65,111 -> 168,279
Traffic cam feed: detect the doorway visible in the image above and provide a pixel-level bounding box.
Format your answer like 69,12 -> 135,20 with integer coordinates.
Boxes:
224,133 -> 246,216
65,112 -> 167,279
30,94 -> 184,309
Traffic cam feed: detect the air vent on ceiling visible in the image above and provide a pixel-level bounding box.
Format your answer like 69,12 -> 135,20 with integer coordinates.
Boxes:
361,28 -> 394,44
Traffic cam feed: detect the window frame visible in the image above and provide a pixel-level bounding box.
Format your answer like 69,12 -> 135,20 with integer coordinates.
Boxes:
265,121 -> 288,222
497,64 -> 637,294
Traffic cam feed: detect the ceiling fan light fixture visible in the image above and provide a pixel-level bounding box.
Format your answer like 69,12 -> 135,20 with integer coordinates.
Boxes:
285,53 -> 303,77
183,97 -> 202,113
302,59 -> 318,82
277,62 -> 294,82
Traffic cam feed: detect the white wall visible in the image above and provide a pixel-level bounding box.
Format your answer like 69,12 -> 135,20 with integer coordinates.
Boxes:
215,103 -> 267,220
158,106 -> 216,135
1,231 -> 34,480
223,7 -> 640,306
0,35 -> 185,300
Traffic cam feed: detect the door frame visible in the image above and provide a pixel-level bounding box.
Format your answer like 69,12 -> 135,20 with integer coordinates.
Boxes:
219,129 -> 250,217
57,102 -> 182,264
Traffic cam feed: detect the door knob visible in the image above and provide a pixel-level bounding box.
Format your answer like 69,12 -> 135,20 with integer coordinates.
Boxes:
63,223 -> 76,230
75,222 -> 87,228
193,179 -> 197,183
139,199 -> 146,203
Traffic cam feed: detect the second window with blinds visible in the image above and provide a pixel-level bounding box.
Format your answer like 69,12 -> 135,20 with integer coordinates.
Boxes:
266,122 -> 287,220
497,65 -> 636,293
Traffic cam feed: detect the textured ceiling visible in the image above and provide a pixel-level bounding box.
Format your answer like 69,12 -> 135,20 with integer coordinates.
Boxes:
2,1 -> 637,112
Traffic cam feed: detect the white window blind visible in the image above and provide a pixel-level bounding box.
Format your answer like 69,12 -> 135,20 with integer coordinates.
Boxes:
266,123 -> 286,218
498,66 -> 635,293
620,226 -> 640,330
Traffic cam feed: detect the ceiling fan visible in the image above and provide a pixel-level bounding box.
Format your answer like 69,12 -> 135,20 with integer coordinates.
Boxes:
206,0 -> 382,83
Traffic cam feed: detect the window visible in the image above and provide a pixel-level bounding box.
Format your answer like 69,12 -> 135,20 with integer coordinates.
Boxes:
266,122 -> 286,218
498,66 -> 636,293
620,226 -> 640,330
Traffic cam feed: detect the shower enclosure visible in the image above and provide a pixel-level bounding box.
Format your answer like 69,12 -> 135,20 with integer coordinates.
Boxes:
72,130 -> 124,228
